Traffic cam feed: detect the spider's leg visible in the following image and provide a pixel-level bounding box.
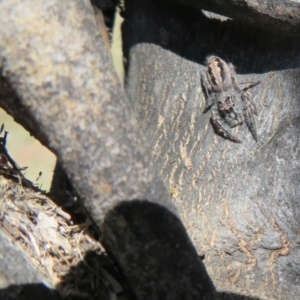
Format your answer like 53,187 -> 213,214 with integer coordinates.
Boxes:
228,62 -> 240,91
211,106 -> 242,143
242,91 -> 258,115
201,72 -> 215,112
232,69 -> 260,95
201,72 -> 211,95
243,104 -> 258,142
203,94 -> 216,113
241,80 -> 260,92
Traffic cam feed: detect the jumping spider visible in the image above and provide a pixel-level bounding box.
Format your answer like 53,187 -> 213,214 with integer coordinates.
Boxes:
202,56 -> 260,143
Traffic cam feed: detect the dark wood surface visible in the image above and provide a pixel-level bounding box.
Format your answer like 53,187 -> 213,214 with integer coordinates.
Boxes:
123,0 -> 300,298
170,0 -> 300,37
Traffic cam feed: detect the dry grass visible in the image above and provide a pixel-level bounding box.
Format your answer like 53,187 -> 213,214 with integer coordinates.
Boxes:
0,172 -> 130,299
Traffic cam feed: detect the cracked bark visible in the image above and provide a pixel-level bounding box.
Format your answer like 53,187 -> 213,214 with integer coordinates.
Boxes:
123,0 -> 300,299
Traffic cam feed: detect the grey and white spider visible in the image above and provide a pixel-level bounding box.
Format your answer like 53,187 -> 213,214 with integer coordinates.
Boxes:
202,56 -> 260,143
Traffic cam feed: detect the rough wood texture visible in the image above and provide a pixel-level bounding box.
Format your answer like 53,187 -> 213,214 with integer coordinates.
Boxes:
170,0 -> 300,37
0,0 -> 216,299
123,0 -> 300,299
0,0 -> 114,151
0,0 -> 173,225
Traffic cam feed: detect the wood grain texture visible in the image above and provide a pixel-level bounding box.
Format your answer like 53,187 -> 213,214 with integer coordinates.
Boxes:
123,0 -> 300,298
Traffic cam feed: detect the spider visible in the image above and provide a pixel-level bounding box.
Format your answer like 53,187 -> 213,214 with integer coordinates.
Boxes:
202,56 -> 260,143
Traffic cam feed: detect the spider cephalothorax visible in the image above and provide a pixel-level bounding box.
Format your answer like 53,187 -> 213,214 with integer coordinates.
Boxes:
202,56 -> 260,143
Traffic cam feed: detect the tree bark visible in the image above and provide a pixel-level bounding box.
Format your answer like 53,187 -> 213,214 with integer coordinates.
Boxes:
0,0 -> 174,238
123,0 -> 300,299
0,3 -> 112,152
169,0 -> 300,37
0,0 -> 215,299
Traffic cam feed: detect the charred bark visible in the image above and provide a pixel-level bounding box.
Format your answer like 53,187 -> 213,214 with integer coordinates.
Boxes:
123,0 -> 300,299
